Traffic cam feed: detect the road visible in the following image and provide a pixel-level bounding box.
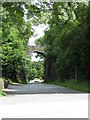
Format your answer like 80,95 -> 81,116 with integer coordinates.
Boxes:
0,83 -> 88,119
3,83 -> 84,94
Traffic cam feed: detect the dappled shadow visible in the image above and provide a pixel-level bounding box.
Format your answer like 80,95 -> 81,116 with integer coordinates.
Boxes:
3,83 -> 86,95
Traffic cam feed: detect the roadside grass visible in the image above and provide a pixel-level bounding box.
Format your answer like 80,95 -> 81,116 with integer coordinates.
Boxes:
1,92 -> 6,96
8,79 -> 27,85
0,77 -> 7,97
0,88 -> 6,97
46,80 -> 89,93
0,91 -> 6,97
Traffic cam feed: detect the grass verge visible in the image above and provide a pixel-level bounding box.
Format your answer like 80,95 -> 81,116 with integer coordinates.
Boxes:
46,80 -> 89,93
0,91 -> 6,97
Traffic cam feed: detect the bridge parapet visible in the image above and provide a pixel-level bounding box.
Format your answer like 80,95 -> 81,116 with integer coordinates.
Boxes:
27,45 -> 45,54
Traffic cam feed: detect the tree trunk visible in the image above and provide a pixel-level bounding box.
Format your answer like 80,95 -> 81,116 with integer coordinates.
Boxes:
75,65 -> 77,82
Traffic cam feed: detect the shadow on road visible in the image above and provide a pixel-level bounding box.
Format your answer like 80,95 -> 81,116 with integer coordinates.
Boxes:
3,83 -> 86,95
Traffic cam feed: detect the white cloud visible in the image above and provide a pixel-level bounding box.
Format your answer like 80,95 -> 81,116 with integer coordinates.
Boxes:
28,24 -> 48,46
31,53 -> 44,62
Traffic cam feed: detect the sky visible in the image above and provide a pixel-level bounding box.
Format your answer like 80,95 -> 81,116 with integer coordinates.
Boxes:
28,24 -> 47,46
28,24 -> 47,61
24,3 -> 48,62
31,53 -> 43,62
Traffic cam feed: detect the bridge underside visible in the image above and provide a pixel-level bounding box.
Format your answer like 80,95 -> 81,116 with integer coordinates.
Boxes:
30,51 -> 45,56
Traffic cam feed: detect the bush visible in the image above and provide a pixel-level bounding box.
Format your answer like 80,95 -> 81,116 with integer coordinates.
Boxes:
1,92 -> 6,96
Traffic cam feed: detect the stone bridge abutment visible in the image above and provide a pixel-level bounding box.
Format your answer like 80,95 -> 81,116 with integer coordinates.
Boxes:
27,45 -> 56,82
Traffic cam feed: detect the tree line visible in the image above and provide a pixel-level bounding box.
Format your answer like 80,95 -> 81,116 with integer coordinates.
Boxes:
36,2 -> 90,82
1,2 -> 90,84
1,2 -> 46,83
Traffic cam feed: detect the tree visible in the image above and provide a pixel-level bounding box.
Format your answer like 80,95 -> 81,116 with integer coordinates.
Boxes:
37,2 -> 89,82
2,2 -> 32,83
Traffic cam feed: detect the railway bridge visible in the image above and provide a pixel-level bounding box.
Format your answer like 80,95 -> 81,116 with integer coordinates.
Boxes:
27,45 -> 45,56
27,45 -> 53,81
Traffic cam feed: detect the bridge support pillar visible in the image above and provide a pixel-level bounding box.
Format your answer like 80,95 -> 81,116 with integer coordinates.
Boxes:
44,57 -> 52,81
44,57 -> 57,82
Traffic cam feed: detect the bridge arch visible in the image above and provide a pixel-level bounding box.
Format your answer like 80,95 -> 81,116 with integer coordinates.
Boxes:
27,45 -> 49,81
27,45 -> 45,55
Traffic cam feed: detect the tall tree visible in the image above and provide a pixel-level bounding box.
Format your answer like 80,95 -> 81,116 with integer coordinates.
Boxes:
2,2 -> 32,82
37,2 -> 89,82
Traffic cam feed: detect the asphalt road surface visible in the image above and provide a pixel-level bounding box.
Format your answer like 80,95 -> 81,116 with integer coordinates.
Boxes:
3,83 -> 83,94
0,93 -> 88,118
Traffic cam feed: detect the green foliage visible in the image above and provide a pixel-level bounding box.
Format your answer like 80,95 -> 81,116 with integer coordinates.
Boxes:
1,3 -> 32,83
1,2 -> 89,86
0,77 -> 5,82
1,2 -> 46,83
35,37 -> 45,46
0,91 -> 6,97
38,2 -> 89,82
26,3 -> 52,25
46,80 -> 89,92
1,92 -> 6,96
26,60 -> 44,81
